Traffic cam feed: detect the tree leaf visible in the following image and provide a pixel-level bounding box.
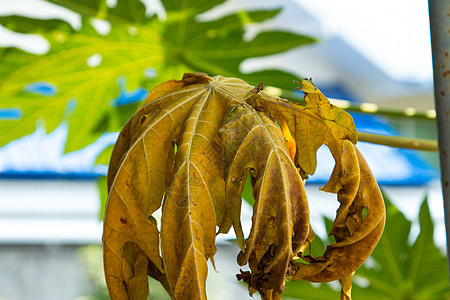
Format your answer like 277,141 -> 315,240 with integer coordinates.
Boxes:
103,73 -> 383,299
0,0 -> 315,152
103,74 -> 210,298
290,141 -> 385,300
104,73 -> 241,298
219,103 -> 310,294
159,77 -> 231,299
351,198 -> 450,300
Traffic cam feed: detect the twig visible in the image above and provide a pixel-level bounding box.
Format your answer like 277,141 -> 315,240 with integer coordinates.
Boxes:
275,88 -> 437,120
265,87 -> 439,151
357,131 -> 438,152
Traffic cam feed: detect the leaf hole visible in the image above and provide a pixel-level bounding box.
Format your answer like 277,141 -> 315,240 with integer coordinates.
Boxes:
128,26 -> 138,36
90,18 -> 111,35
140,115 -> 147,125
145,68 -> 158,79
86,53 -> 102,67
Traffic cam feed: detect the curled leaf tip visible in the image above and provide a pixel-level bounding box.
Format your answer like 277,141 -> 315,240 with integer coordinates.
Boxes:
295,78 -> 317,93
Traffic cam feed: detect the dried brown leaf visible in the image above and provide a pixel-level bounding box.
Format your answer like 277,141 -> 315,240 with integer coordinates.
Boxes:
219,104 -> 309,295
103,73 -> 216,298
103,73 -> 384,300
291,141 -> 385,286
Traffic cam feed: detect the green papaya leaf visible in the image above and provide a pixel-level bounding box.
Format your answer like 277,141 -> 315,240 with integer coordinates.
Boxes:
352,198 -> 449,299
0,0 -> 315,152
286,198 -> 449,300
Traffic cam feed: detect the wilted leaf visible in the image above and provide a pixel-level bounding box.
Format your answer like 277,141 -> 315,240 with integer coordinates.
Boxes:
219,103 -> 309,295
296,78 -> 356,144
290,141 -> 385,299
104,74 -> 213,298
104,73 -> 242,299
103,73 -> 384,300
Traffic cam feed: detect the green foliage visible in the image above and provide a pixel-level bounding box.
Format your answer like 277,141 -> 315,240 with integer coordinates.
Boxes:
0,0 -> 315,153
283,197 -> 449,300
352,198 -> 449,300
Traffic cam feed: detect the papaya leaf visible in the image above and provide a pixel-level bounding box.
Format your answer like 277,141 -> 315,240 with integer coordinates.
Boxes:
290,142 -> 385,287
284,280 -> 341,300
219,103 -> 310,294
104,73 -> 239,299
103,73 -> 383,299
351,198 -> 450,300
0,0 -> 315,152
104,74 -> 209,298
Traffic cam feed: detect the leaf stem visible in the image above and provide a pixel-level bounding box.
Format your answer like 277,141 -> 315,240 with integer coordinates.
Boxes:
277,89 -> 437,120
357,131 -> 439,152
270,88 -> 439,152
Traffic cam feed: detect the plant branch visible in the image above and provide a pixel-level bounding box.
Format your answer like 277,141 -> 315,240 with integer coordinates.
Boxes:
357,131 -> 439,152
265,87 -> 439,151
275,88 -> 437,120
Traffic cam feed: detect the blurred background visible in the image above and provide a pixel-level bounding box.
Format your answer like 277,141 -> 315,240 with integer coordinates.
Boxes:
0,0 -> 446,299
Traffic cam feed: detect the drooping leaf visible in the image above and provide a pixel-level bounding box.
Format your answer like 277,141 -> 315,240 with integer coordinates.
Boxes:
0,0 -> 315,152
159,80 -> 231,299
219,103 -> 310,295
104,73 -> 240,299
290,141 -> 385,300
103,73 -> 383,300
270,80 -> 384,299
103,73 -> 212,298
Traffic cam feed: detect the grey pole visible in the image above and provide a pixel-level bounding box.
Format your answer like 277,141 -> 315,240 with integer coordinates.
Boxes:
428,0 -> 450,283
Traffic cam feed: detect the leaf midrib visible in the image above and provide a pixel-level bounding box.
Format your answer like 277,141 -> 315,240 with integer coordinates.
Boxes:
109,88 -> 205,191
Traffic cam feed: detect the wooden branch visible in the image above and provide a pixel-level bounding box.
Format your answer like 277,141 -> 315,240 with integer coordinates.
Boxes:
357,131 -> 438,152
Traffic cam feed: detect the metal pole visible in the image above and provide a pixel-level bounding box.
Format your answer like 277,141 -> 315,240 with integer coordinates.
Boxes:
428,0 -> 450,284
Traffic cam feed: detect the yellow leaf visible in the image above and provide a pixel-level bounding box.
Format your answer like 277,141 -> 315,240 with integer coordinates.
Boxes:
291,141 -> 385,287
103,73 -> 384,300
160,86 -> 229,299
220,103 -> 309,295
296,78 -> 357,144
103,73 -> 215,298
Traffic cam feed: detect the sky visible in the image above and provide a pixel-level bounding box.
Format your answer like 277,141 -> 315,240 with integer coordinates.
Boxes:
292,0 -> 433,83
197,0 -> 434,84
